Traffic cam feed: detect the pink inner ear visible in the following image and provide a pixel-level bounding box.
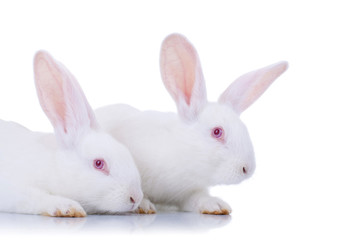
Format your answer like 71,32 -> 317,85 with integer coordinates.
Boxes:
174,41 -> 197,105
244,65 -> 287,109
161,34 -> 198,105
219,61 -> 288,114
35,55 -> 67,130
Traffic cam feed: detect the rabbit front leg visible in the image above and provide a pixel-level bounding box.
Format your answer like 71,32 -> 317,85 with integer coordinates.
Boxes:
180,190 -> 232,215
0,184 -> 86,217
40,194 -> 87,217
135,197 -> 156,214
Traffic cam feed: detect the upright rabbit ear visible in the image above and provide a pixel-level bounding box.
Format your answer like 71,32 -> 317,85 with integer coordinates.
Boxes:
34,51 -> 99,148
218,61 -> 288,115
160,33 -> 207,122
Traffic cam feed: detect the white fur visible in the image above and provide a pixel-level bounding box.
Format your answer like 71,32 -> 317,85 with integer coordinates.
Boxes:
0,51 -> 143,217
96,34 -> 288,214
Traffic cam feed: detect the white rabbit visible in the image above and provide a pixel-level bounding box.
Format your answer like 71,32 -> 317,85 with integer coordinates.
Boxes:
0,51 -> 143,217
96,34 -> 288,215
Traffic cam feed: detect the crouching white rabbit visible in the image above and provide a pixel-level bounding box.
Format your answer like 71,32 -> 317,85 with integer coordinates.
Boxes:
0,51 -> 143,217
96,34 -> 288,215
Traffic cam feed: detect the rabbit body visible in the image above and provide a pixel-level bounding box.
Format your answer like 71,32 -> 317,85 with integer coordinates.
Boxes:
0,120 -> 56,190
96,102 -> 254,214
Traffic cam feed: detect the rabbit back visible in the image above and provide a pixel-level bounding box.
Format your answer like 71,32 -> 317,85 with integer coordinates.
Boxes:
0,120 -> 56,182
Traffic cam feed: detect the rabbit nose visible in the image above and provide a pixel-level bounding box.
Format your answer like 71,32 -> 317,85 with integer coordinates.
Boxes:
129,188 -> 144,206
242,165 -> 249,175
130,193 -> 143,204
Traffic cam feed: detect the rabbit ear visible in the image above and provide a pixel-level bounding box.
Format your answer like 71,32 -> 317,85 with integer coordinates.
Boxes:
34,51 -> 99,148
218,61 -> 288,115
160,33 -> 207,122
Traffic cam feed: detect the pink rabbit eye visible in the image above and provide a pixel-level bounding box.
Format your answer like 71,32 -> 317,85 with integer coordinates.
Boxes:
93,159 -> 109,175
94,159 -> 104,169
212,127 -> 224,139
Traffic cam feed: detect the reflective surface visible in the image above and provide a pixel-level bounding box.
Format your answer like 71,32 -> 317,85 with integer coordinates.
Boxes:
0,211 -> 231,235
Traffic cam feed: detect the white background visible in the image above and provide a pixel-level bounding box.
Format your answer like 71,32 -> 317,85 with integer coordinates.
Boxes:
0,0 -> 359,239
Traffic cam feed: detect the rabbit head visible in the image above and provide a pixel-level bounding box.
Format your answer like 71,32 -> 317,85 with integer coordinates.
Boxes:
33,51 -> 143,214
160,34 -> 288,185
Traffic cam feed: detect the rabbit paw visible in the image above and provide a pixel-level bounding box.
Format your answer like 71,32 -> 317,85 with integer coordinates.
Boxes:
135,198 -> 156,214
199,197 -> 231,215
41,197 -> 86,217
